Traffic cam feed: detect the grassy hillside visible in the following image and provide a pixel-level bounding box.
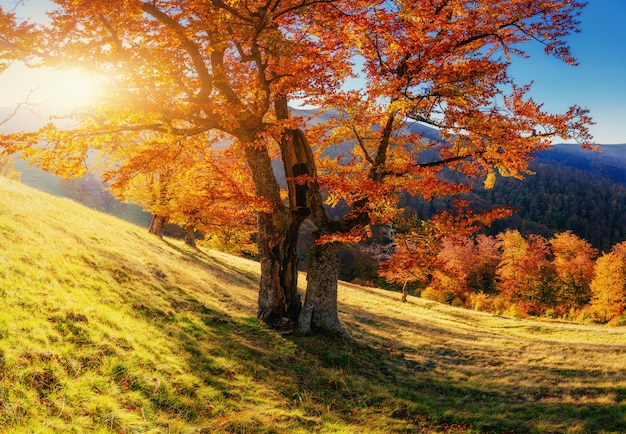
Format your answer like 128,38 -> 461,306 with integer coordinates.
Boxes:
0,176 -> 625,433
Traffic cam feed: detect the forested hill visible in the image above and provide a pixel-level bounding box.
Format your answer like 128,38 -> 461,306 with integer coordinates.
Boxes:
400,144 -> 626,252
538,144 -> 626,185
480,161 -> 626,252
483,144 -> 626,251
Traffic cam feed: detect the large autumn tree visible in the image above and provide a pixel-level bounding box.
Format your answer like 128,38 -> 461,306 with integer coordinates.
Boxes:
1,0 -> 352,329
1,1 -> 592,335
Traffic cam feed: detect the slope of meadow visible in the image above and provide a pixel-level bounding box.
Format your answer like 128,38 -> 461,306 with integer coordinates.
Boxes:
0,176 -> 625,433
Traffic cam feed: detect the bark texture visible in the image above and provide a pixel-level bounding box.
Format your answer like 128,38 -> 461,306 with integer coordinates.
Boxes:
272,111 -> 349,336
298,241 -> 348,337
252,99 -> 317,326
256,211 -> 302,323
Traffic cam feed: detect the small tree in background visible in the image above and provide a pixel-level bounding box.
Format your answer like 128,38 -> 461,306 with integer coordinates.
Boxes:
98,133 -> 257,251
467,235 -> 501,296
588,251 -> 626,323
551,231 -> 596,309
372,220 -> 442,302
0,151 -> 20,180
376,200 -> 511,303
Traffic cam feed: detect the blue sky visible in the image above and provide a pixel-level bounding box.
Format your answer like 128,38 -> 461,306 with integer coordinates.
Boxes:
1,1 -> 625,144
509,1 -> 626,144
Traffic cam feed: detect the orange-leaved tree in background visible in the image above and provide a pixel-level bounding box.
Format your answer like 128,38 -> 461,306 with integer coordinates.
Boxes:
550,231 -> 597,309
375,200 -> 511,304
588,243 -> 626,323
97,132 -> 258,252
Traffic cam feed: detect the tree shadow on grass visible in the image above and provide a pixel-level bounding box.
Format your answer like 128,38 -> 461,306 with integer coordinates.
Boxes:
45,233 -> 624,433
180,313 -> 626,433
111,276 -> 626,434
321,305 -> 626,433
101,240 -> 625,432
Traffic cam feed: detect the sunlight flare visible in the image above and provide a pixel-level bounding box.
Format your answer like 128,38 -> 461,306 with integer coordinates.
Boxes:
32,68 -> 104,111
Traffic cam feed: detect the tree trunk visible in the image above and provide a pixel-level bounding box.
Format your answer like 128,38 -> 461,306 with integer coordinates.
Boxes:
184,224 -> 196,247
402,281 -> 408,303
252,100 -> 320,327
149,214 -> 166,238
298,240 -> 348,337
256,211 -> 303,324
238,126 -> 304,326
271,101 -> 348,336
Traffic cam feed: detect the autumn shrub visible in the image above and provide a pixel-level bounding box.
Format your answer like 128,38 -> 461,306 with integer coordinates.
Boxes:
581,304 -> 625,325
419,270 -> 463,305
504,303 -> 528,319
514,300 -> 543,317
420,286 -> 454,305
537,304 -> 567,320
605,305 -> 625,324
468,292 -> 494,312
451,297 -> 465,308
491,295 -> 512,316
607,313 -> 625,327
575,306 -> 602,324
543,308 -> 555,319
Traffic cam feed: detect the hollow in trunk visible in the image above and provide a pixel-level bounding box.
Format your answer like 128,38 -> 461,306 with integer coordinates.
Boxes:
256,212 -> 303,325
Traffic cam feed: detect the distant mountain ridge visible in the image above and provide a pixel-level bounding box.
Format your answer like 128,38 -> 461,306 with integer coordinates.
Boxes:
536,143 -> 626,185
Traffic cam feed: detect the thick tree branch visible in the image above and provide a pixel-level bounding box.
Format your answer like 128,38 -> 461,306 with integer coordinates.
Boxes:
140,3 -> 214,101
371,110 -> 398,176
274,0 -> 336,19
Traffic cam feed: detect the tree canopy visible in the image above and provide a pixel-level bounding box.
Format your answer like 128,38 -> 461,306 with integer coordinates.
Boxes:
1,0 -> 593,334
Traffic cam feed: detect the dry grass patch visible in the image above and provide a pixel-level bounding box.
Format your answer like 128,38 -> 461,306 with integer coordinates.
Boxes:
337,282 -> 626,432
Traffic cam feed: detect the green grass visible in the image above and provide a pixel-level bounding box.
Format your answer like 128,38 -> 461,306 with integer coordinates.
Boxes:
0,175 -> 625,433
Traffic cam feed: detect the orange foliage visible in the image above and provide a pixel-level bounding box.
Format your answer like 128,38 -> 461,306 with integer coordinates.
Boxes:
378,225 -> 626,325
551,231 -> 596,307
1,1 -> 593,246
378,203 -> 508,300
589,252 -> 626,323
100,134 -> 258,254
302,0 -> 592,247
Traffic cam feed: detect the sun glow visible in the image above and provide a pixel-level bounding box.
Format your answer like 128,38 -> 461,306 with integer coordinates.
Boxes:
32,68 -> 104,111
0,62 -> 106,131
1,62 -> 104,113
